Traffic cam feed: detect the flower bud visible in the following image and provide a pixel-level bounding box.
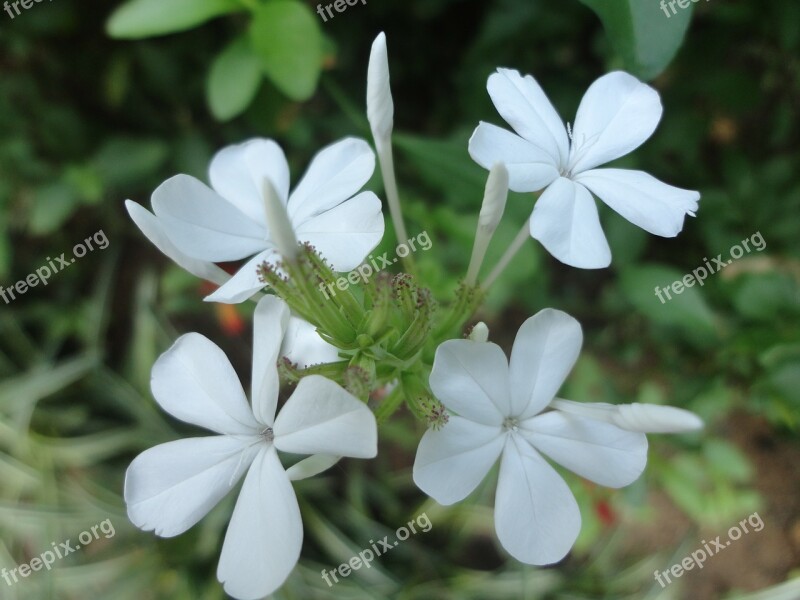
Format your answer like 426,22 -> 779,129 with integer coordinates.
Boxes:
262,177 -> 298,261
468,322 -> 490,343
367,32 -> 394,144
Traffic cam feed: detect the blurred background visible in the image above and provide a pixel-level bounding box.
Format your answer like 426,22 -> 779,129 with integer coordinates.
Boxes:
0,0 -> 798,598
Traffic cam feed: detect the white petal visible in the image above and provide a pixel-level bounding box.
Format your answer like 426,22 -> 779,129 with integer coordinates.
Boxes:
151,333 -> 260,435
412,416 -> 505,505
273,375 -> 377,458
429,339 -> 511,425
508,309 -> 583,419
152,174 -> 268,262
487,68 -> 570,167
551,399 -> 704,433
126,201 -> 231,286
520,411 -> 647,488
251,296 -> 291,426
217,446 -> 302,600
281,317 -> 341,368
575,169 -> 700,237
287,138 -> 376,225
286,454 -> 341,481
468,122 -> 559,193
209,138 -> 291,224
124,435 -> 260,538
529,178 -> 611,269
568,72 -> 662,173
294,191 -> 385,271
203,249 -> 278,304
494,434 -> 581,565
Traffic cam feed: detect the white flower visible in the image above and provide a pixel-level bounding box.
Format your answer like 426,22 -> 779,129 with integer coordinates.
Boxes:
126,199 -> 339,366
129,137 -> 384,303
126,199 -> 230,286
413,308 -> 652,565
124,296 -> 377,600
469,69 -> 700,269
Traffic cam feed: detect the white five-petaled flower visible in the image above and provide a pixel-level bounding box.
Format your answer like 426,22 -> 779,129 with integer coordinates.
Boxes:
469,69 -> 700,269
126,197 -> 339,367
124,295 -> 377,600
127,136 -> 385,303
413,308 -> 701,565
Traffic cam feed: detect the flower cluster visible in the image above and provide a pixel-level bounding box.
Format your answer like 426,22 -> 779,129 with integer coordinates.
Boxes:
124,31 -> 703,599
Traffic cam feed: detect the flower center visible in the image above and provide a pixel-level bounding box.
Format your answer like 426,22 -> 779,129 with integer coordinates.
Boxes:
261,426 -> 274,443
502,417 -> 520,432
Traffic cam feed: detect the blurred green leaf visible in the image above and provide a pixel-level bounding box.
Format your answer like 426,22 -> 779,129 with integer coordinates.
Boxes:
92,138 -> 169,188
703,439 -> 752,483
30,183 -> 78,235
619,264 -> 718,340
249,1 -> 323,101
207,36 -> 263,121
106,0 -> 240,39
579,0 -> 694,79
394,133 -> 487,207
732,273 -> 799,321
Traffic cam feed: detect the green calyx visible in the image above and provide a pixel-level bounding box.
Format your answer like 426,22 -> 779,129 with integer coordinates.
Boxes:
261,243 -> 482,425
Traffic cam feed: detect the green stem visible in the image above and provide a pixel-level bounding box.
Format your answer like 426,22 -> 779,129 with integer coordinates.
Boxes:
374,382 -> 405,424
376,140 -> 416,277
482,218 -> 530,290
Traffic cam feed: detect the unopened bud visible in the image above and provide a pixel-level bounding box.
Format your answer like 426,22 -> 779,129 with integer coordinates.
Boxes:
468,322 -> 490,343
262,177 -> 298,261
367,32 -> 394,144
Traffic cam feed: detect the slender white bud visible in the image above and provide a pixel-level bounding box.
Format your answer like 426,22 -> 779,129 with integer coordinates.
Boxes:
478,163 -> 509,232
551,399 -> 704,434
367,33 -> 410,253
262,177 -> 298,260
613,403 -> 704,433
466,163 -> 509,285
468,322 -> 490,343
367,32 -> 394,144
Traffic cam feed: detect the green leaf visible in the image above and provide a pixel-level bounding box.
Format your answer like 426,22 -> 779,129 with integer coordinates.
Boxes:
106,0 -> 240,39
703,439 -> 752,483
207,36 -> 263,121
91,138 -> 169,187
29,183 -> 78,235
619,264 -> 718,340
394,132 -> 488,207
248,1 -> 323,101
579,0 -> 694,80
